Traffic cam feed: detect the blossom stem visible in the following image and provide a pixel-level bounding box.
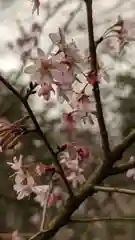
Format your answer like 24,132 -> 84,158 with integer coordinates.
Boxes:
40,182 -> 52,231
0,74 -> 74,198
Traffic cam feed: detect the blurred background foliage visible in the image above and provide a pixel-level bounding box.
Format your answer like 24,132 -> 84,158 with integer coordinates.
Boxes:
1,0 -> 135,240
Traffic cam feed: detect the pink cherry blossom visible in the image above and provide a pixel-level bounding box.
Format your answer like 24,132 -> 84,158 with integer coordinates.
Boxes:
38,81 -> 55,100
49,28 -> 84,74
87,70 -> 97,85
62,111 -> 76,129
7,155 -> 23,171
7,155 -> 26,183
76,146 -> 89,161
13,183 -> 33,200
13,171 -> 35,199
126,156 -> 135,180
25,48 -> 67,82
25,48 -> 70,99
15,169 -> 26,184
67,171 -> 85,188
59,143 -> 88,187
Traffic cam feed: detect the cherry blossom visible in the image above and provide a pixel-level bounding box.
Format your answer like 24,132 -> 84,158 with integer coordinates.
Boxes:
59,143 -> 88,187
25,48 -> 69,98
35,162 -> 55,176
49,28 -> 84,74
67,171 -> 85,188
76,146 -> 89,161
62,111 -> 77,129
38,81 -> 55,100
25,48 -> 67,81
13,171 -> 35,200
126,156 -> 135,180
13,183 -> 33,200
15,169 -> 26,184
87,70 -> 97,85
7,155 -> 25,183
7,155 -> 23,171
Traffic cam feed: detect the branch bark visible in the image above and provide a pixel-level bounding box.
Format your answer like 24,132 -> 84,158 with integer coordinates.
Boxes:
85,0 -> 110,158
110,160 -> 135,176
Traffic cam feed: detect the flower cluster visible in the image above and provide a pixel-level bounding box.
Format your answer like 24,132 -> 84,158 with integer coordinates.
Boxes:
6,17 -> 135,213
7,155 -> 60,207
59,143 -> 89,188
24,28 -> 97,128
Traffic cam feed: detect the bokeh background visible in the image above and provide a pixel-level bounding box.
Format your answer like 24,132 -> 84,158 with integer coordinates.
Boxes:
1,0 -> 135,239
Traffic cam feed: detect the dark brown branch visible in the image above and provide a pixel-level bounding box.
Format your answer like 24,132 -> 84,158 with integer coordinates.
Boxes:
0,74 -> 74,198
112,129 -> 135,161
110,160 -> 135,176
85,0 -> 110,158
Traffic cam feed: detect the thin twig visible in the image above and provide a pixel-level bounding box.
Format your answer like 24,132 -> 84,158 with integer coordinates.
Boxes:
40,181 -> 53,231
0,74 -> 74,198
70,216 -> 135,223
93,185 -> 135,195
110,160 -> 135,176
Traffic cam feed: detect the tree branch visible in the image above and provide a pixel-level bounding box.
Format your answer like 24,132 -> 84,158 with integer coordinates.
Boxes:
112,129 -> 135,161
110,160 -> 135,176
85,0 -> 110,158
0,74 -> 74,198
